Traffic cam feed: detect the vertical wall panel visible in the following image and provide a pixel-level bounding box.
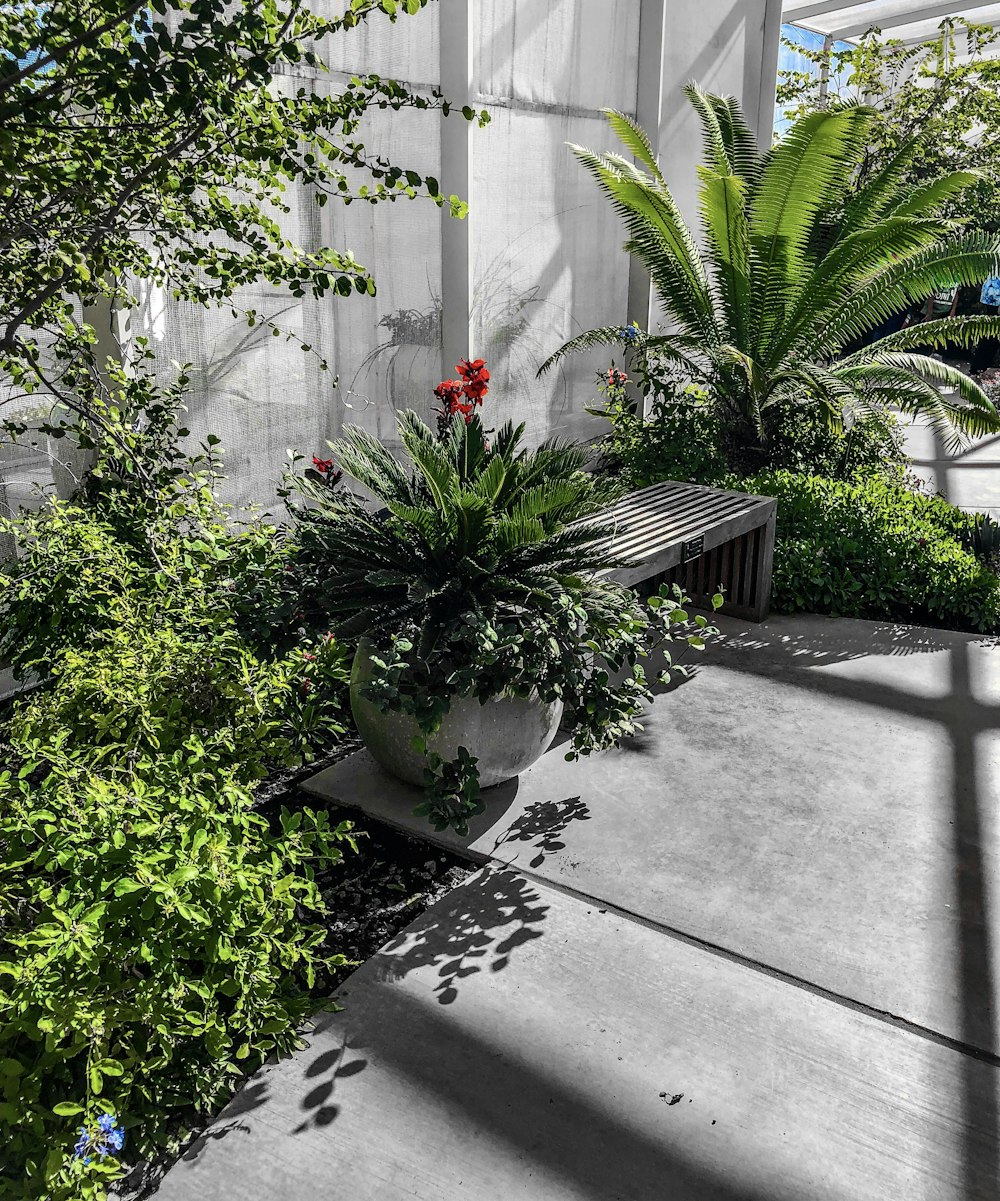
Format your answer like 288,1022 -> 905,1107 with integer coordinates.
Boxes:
472,0 -> 641,447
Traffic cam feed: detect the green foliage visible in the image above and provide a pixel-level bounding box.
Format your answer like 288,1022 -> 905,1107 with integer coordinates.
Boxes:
962,511 -> 1000,572
759,405 -> 905,481
541,87 -> 1000,460
0,0 -> 488,465
596,365 -> 904,487
288,408 -> 721,832
598,385 -> 725,489
743,469 -> 1000,632
777,18 -> 1000,232
0,484 -> 350,765
0,753 -> 353,1200
0,412 -> 353,1199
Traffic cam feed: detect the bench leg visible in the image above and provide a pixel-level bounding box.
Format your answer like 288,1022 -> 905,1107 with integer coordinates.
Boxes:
749,509 -> 776,622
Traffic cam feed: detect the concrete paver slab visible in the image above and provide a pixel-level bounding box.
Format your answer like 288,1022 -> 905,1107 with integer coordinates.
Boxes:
155,868 -> 999,1201
304,614 -> 1000,1056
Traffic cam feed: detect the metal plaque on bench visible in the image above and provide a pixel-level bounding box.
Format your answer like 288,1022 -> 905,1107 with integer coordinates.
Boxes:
681,535 -> 704,563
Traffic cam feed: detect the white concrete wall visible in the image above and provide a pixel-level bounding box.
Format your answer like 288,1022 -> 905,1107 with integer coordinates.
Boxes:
902,416 -> 1000,520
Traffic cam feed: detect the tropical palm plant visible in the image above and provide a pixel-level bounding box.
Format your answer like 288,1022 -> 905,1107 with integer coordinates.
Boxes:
291,409 -> 621,649
540,86 -> 1000,457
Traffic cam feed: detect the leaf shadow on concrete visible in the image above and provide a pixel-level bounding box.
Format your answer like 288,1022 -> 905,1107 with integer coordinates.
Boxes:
324,946 -> 774,1201
366,864 -> 549,1004
490,794 -> 592,868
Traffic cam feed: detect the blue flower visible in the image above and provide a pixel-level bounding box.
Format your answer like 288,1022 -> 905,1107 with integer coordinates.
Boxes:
71,1113 -> 125,1165
618,323 -> 641,342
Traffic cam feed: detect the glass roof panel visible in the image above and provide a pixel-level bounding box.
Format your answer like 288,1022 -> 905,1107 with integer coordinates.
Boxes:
782,0 -> 1000,38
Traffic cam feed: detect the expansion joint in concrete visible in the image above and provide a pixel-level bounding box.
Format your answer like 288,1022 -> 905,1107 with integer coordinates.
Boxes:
494,861 -> 1000,1071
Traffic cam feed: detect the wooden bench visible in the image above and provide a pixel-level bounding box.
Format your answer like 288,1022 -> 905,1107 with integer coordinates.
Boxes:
594,480 -> 778,622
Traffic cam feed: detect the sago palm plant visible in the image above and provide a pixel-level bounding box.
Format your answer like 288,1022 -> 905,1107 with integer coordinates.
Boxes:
292,409 -> 620,649
540,86 -> 1000,457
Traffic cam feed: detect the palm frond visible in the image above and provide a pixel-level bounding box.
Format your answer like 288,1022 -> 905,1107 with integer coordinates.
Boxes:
567,142 -> 714,340
327,425 -> 416,506
889,170 -> 981,219
601,107 -> 663,182
852,314 -> 1000,356
837,137 -> 921,234
684,84 -> 760,182
698,168 -> 751,347
749,105 -> 873,350
537,325 -> 638,376
837,352 -> 1000,448
777,216 -> 956,361
816,231 -> 1000,357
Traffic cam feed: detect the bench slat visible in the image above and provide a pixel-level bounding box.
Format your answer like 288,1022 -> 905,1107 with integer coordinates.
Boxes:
603,495 -> 764,550
584,479 -> 777,621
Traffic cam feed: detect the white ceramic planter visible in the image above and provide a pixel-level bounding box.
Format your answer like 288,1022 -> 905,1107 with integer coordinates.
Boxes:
350,640 -> 563,788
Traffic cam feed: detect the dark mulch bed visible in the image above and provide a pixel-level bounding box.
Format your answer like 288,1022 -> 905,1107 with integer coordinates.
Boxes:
255,739 -> 474,994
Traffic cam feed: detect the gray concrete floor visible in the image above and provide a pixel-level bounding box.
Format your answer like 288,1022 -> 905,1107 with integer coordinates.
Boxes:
156,613 -> 1000,1199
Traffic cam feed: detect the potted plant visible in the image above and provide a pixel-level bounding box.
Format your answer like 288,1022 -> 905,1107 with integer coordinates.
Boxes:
288,360 -> 719,833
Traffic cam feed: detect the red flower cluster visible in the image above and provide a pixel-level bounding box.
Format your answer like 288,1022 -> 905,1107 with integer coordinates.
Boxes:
457,357 -> 489,401
433,378 -> 472,417
311,455 -> 343,488
434,357 -> 490,436
607,367 -> 629,389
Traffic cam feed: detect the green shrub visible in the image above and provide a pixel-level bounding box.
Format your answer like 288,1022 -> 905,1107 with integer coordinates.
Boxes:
0,434 -> 352,1198
12,626 -> 291,786
598,386 -> 726,489
597,372 -> 904,487
744,469 -> 1000,632
0,496 -> 287,681
0,496 -> 350,767
0,754 -> 352,1200
755,405 -> 906,481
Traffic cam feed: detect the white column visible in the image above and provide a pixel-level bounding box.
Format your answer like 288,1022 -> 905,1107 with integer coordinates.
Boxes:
627,0 -> 668,335
656,0 -> 778,227
757,0 -> 785,138
438,0 -> 474,378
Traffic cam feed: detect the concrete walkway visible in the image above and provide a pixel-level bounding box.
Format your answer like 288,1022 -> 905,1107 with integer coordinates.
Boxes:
155,614 -> 1000,1199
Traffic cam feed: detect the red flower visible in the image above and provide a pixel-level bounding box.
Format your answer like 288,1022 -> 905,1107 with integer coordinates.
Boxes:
607,367 -> 629,389
434,359 -> 490,437
434,376 -> 476,435
310,455 -> 342,488
433,379 -> 465,407
456,357 -> 489,404
456,357 -> 489,381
